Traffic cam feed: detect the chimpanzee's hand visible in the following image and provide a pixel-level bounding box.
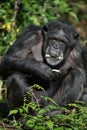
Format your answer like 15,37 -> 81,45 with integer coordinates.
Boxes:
51,69 -> 62,81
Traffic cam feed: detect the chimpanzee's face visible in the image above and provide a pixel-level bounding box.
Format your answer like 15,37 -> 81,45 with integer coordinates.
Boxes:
42,22 -> 79,67
42,27 -> 70,66
45,29 -> 68,66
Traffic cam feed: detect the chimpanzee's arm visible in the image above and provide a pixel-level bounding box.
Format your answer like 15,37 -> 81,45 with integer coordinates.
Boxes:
39,68 -> 86,106
56,68 -> 86,106
0,56 -> 53,81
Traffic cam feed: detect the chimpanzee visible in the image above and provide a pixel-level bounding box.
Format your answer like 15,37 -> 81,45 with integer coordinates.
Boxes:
0,102 -> 9,118
0,20 -> 87,110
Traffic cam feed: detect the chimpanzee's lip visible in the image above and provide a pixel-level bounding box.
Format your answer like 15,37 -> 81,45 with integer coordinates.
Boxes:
45,54 -> 63,60
45,53 -> 64,66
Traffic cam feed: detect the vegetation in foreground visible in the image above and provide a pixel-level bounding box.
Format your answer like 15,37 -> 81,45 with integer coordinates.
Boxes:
0,86 -> 87,130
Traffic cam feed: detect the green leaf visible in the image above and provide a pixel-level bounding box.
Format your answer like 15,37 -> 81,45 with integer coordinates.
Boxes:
18,108 -> 23,113
9,109 -> 18,116
46,120 -> 53,129
38,108 -> 46,114
27,119 -> 35,128
69,12 -> 79,22
35,125 -> 47,130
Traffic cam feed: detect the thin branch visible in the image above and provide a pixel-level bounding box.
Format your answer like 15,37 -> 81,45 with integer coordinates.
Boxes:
11,0 -> 21,32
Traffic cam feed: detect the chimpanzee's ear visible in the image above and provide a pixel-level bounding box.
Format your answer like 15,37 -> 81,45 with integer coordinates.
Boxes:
42,25 -> 48,33
74,33 -> 79,39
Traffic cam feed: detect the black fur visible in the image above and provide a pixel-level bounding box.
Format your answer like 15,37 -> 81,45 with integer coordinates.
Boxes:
0,102 -> 9,118
0,20 -> 87,113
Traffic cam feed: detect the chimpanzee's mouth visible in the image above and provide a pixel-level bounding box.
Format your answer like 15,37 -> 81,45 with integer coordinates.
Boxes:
45,52 -> 64,66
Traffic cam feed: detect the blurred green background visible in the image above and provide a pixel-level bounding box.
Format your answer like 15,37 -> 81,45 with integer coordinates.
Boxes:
0,0 -> 87,56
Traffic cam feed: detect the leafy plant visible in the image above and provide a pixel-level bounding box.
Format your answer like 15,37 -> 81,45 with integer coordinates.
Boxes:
5,87 -> 87,130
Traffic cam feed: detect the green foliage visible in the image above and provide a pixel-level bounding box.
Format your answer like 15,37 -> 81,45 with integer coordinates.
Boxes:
8,101 -> 87,130
0,0 -> 78,55
6,90 -> 87,130
1,85 -> 87,129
